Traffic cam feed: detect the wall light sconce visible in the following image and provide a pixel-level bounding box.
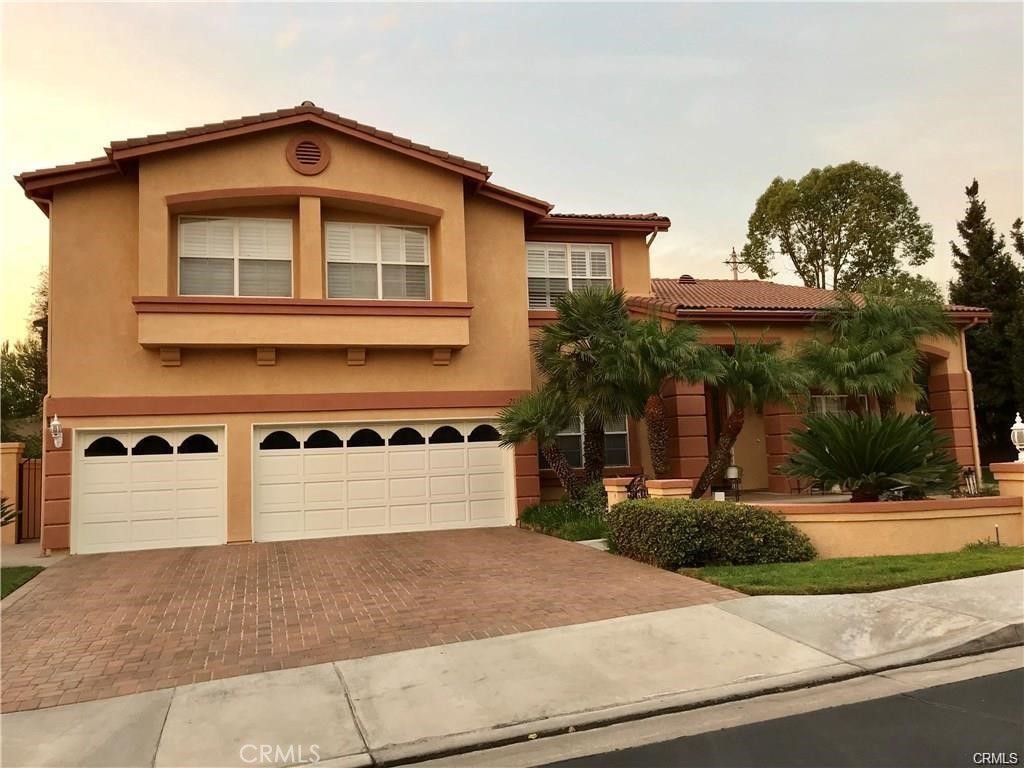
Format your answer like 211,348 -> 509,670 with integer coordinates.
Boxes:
1011,412 -> 1024,463
49,414 -> 63,449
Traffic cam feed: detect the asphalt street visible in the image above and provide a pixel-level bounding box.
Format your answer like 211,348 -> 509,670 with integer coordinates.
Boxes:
543,669 -> 1024,768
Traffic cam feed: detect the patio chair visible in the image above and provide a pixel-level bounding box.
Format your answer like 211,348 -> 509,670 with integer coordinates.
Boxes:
626,473 -> 649,500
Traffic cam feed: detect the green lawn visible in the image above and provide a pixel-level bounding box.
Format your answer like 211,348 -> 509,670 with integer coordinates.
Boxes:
682,546 -> 1024,595
1,566 -> 44,599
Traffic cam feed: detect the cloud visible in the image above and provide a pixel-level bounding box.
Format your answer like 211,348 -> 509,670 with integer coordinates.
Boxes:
275,20 -> 301,50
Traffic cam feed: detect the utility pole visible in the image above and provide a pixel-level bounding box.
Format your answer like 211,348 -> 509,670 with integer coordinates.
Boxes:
724,248 -> 744,280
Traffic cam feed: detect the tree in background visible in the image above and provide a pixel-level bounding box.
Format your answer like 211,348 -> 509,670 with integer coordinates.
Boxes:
859,272 -> 944,305
0,271 -> 48,456
948,181 -> 1024,463
740,162 -> 934,291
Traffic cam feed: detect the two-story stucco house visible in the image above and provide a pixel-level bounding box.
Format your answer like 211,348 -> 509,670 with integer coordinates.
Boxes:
16,103 -> 989,555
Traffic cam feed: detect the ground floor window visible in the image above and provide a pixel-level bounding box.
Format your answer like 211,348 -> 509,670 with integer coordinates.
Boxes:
809,395 -> 868,415
539,415 -> 628,469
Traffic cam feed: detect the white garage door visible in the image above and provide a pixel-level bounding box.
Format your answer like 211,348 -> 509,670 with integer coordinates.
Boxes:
253,422 -> 513,541
74,428 -> 226,554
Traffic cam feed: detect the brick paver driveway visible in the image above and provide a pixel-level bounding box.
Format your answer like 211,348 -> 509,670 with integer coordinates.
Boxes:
1,528 -> 736,712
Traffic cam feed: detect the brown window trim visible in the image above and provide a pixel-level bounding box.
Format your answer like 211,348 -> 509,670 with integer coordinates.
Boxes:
132,296 -> 472,317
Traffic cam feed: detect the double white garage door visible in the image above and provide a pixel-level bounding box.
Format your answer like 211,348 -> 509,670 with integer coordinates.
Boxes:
73,421 -> 512,553
253,422 -> 512,541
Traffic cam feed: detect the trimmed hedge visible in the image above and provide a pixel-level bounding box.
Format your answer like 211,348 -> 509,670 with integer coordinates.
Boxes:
606,498 -> 816,569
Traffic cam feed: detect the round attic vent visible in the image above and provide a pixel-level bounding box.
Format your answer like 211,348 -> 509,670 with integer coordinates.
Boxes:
286,136 -> 330,175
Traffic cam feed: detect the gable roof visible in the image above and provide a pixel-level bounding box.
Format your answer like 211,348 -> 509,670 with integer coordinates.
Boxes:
14,103 -> 669,231
639,277 -> 990,323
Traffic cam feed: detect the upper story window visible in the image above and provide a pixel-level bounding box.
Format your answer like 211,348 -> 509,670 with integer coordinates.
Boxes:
526,242 -> 612,309
325,223 -> 430,300
178,217 -> 292,297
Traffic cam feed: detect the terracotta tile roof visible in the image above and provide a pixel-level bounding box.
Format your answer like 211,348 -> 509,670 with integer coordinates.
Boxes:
649,278 -> 989,314
16,156 -> 113,181
547,212 -> 670,223
107,103 -> 490,175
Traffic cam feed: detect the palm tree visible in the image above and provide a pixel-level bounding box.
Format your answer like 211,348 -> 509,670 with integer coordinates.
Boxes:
498,387 -> 581,499
532,287 -> 633,484
691,332 -> 807,499
617,318 -> 724,478
799,295 -> 955,415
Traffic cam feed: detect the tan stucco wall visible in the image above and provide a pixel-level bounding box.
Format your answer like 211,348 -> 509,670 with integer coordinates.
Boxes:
0,443 -> 24,544
765,498 -> 1023,558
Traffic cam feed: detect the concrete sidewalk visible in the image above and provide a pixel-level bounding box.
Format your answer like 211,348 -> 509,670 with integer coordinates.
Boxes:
2,571 -> 1021,768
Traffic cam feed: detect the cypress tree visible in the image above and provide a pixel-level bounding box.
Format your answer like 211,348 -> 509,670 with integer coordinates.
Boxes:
948,181 -> 1024,462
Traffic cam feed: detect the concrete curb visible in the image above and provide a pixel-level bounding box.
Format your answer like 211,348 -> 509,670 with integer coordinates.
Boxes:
368,637 -> 1023,766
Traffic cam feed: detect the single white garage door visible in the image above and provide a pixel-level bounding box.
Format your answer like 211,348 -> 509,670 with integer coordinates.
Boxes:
253,421 -> 513,541
74,428 -> 226,554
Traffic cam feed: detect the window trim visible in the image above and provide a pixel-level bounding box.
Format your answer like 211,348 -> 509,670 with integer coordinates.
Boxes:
525,241 -> 614,309
324,222 -> 432,301
177,215 -> 294,299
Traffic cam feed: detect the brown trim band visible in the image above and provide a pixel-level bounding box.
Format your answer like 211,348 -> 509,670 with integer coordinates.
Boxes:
762,496 -> 1021,515
133,296 -> 473,317
46,390 -> 528,418
110,114 -> 491,181
477,183 -> 552,216
672,308 -> 991,326
530,217 -> 670,235
165,187 -> 444,219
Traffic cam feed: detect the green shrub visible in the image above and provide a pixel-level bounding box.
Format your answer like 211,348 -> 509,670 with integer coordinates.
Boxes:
520,483 -> 609,541
605,498 -> 816,569
782,412 -> 960,502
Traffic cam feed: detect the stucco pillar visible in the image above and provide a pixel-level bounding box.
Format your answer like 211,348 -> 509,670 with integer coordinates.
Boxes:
603,477 -> 631,511
928,372 -> 975,468
514,440 -> 540,518
298,196 -> 323,299
662,380 -> 708,479
764,403 -> 805,493
1,442 -> 24,545
647,478 -> 694,498
991,463 -> 1024,505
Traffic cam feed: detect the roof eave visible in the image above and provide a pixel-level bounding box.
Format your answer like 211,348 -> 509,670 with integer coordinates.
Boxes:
529,216 -> 671,235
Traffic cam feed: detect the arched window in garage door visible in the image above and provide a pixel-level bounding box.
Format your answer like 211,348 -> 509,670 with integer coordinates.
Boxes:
468,424 -> 500,443
304,429 -> 343,449
84,436 -> 128,457
348,428 -> 385,447
389,427 -> 425,446
178,434 -> 218,454
429,425 -> 464,444
260,430 -> 300,450
132,435 -> 174,455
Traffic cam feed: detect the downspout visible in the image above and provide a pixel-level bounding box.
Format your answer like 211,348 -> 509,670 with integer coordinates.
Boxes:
959,319 -> 982,478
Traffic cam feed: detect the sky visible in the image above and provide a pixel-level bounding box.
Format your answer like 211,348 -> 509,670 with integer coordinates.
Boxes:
1,2 -> 1021,342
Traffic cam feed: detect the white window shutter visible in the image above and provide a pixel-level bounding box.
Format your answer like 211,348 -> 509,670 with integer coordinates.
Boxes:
570,247 -> 588,278
589,246 -> 610,278
403,228 -> 428,264
380,226 -> 403,263
325,224 -> 353,263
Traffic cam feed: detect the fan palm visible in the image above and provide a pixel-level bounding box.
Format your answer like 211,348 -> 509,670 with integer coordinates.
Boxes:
691,332 -> 808,499
781,412 -> 960,502
800,295 -> 955,415
532,287 -> 633,483
616,318 -> 725,478
498,387 -> 581,499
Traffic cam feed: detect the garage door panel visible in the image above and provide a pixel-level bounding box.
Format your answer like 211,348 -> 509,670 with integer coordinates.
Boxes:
75,428 -> 225,554
258,453 -> 302,479
429,474 -> 466,497
389,476 -> 426,500
467,446 -> 502,470
430,501 -> 468,524
347,451 -> 387,476
130,489 -> 176,514
469,472 -> 504,495
470,498 -> 506,521
388,449 -> 426,474
130,518 -> 177,543
259,482 -> 302,507
429,448 -> 466,471
303,452 -> 344,477
176,458 -> 222,483
348,478 -> 386,504
258,509 -> 303,535
304,481 -> 345,506
390,504 -> 427,527
348,506 -> 387,529
304,508 -> 345,532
